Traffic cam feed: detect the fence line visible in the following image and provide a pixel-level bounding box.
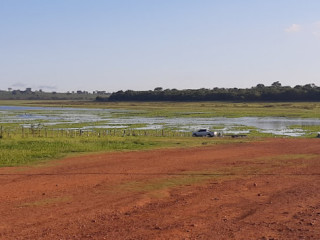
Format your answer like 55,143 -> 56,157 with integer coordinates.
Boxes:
0,126 -> 191,139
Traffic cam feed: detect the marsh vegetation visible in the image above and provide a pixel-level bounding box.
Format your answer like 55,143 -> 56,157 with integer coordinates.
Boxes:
0,101 -> 319,167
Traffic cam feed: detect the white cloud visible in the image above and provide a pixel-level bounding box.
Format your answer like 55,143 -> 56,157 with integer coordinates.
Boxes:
37,85 -> 57,91
312,21 -> 320,38
11,82 -> 27,88
285,24 -> 302,33
312,31 -> 320,38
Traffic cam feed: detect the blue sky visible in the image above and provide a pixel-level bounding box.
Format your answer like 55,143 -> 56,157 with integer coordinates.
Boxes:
1,0 -> 320,92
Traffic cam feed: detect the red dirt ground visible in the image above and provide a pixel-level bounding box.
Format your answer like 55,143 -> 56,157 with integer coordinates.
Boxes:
0,138 -> 319,240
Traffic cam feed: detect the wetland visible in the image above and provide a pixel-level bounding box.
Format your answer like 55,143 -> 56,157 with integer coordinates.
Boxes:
1,102 -> 319,137
0,101 -> 319,166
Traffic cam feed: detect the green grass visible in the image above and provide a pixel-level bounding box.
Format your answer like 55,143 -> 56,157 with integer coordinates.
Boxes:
20,196 -> 71,207
1,100 -> 320,118
246,130 -> 276,138
288,125 -> 320,137
0,137 -> 152,166
103,102 -> 320,118
0,135 -> 248,167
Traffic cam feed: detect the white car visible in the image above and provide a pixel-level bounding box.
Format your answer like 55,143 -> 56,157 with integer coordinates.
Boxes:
192,129 -> 215,137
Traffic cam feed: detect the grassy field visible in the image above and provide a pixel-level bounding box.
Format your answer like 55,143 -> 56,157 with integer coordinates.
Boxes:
1,100 -> 319,118
0,135 -> 251,167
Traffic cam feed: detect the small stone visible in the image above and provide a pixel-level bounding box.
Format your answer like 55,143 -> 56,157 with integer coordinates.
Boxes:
42,193 -> 46,196
257,193 -> 262,196
253,183 -> 257,187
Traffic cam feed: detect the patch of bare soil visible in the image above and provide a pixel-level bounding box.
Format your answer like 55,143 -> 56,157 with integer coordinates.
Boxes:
0,138 -> 319,240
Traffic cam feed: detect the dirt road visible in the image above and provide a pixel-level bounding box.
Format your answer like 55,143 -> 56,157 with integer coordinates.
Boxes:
0,138 -> 319,239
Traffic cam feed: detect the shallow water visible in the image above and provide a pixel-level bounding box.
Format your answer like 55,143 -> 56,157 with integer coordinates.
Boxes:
0,105 -> 319,136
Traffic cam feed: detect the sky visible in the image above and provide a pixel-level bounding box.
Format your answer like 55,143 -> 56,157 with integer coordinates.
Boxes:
1,0 -> 320,92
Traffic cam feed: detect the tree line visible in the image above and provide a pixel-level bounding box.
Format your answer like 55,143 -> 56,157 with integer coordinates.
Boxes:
97,82 -> 320,102
0,88 -> 110,100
